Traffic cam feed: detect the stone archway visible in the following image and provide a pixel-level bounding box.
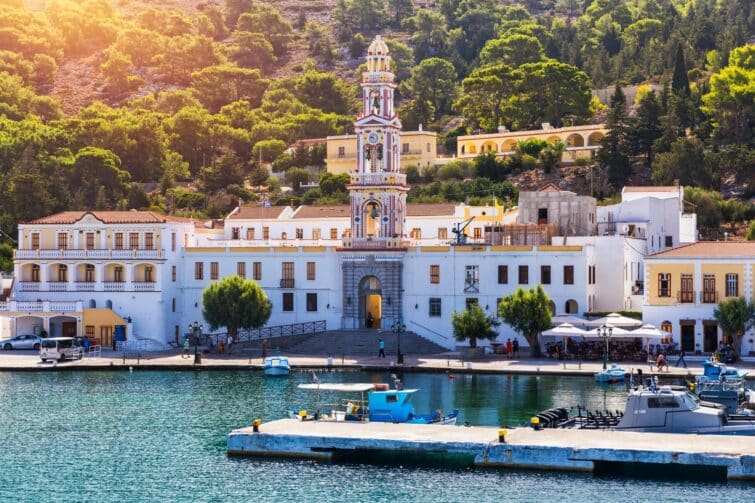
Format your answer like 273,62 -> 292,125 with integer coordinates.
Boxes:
359,275 -> 382,329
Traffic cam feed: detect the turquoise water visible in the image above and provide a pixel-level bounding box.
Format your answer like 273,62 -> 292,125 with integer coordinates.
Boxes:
0,370 -> 750,502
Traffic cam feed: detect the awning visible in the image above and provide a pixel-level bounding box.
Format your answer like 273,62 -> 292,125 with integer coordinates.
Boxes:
585,312 -> 642,328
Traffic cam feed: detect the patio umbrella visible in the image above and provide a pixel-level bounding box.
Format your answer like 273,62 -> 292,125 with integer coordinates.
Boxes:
542,323 -> 589,337
582,326 -> 633,338
550,314 -> 588,328
584,312 -> 642,328
628,324 -> 667,339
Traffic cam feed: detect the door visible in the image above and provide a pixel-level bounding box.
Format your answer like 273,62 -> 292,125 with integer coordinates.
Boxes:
100,326 -> 113,349
703,324 -> 718,353
680,324 -> 695,352
62,322 -> 77,338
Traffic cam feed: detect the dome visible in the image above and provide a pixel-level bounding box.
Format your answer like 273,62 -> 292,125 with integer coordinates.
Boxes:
367,35 -> 390,56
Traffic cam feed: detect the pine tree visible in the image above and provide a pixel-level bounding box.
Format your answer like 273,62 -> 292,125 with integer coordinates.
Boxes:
630,90 -> 662,166
597,84 -> 632,188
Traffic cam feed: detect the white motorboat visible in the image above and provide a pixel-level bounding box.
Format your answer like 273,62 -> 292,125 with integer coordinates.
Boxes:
263,356 -> 290,376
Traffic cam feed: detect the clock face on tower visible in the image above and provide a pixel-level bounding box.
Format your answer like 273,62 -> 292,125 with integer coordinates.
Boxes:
367,132 -> 379,144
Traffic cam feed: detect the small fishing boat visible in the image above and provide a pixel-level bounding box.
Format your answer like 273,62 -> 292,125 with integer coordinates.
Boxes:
594,364 -> 626,383
263,356 -> 290,376
693,360 -> 753,414
287,381 -> 459,425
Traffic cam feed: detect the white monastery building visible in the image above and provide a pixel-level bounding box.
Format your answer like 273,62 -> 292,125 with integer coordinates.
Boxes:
2,37 -> 719,353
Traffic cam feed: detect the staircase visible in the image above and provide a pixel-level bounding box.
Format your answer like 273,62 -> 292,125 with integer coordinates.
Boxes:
284,329 -> 449,356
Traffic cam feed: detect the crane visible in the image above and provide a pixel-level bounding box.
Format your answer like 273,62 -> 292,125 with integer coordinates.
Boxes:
451,216 -> 475,245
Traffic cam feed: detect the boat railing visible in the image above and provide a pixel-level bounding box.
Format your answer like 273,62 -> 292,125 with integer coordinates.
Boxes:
697,377 -> 745,392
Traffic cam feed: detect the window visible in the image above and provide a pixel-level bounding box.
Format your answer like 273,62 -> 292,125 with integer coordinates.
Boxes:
466,298 -> 478,309
410,228 -> 421,239
129,233 -> 139,250
263,227 -> 269,239
282,292 -> 294,311
661,321 -> 672,333
438,228 -> 447,240
429,298 -> 441,317
330,228 -> 338,240
172,298 -> 176,312
426,142 -> 431,152
498,265 -> 508,284
680,274 -> 694,303
246,228 -> 255,240
85,232 -> 95,250
464,265 -> 479,292
115,233 -> 123,250
145,232 -> 154,250
172,265 -> 176,282
537,208 -> 548,225
430,265 -> 440,284
726,273 -> 739,297
85,264 -> 95,282
563,265 -> 574,285
85,326 -> 95,338
31,232 -> 39,250
518,265 -> 528,285
31,264 -> 40,282
648,397 -> 679,408
312,228 -> 321,240
541,265 -> 551,285
402,143 -> 409,154
114,266 -> 123,282
237,262 -> 246,278
473,228 -> 481,239
57,232 -> 68,250
338,146 -> 345,158
210,262 -> 219,280
253,262 -> 262,280
231,227 -> 240,240
296,228 -> 303,239
664,236 -> 673,248
306,293 -> 317,312
195,262 -> 204,280
281,232 -> 287,240
145,266 -> 153,282
281,262 -> 294,288
702,274 -> 716,303
658,273 -> 671,297
58,265 -> 67,282
307,262 -> 316,281
171,232 -> 176,251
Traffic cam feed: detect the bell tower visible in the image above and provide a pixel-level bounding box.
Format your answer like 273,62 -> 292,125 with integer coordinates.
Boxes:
346,36 -> 409,249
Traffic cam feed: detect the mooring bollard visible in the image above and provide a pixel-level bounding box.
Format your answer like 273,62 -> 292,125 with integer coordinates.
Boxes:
530,417 -> 541,430
498,429 -> 507,443
252,419 -> 262,433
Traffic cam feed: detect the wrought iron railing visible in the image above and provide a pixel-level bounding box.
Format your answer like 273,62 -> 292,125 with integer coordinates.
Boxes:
200,320 -> 327,346
700,291 -> 718,304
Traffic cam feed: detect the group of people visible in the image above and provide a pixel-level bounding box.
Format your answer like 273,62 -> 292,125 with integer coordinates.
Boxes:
182,334 -> 234,358
503,338 -> 519,358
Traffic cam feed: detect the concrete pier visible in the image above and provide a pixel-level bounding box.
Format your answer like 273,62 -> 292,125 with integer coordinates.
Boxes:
228,419 -> 755,481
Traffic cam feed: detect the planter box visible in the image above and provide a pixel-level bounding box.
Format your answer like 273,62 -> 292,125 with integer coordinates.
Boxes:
460,347 -> 486,360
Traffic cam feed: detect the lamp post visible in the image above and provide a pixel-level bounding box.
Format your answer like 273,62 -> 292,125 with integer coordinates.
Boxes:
598,324 -> 613,370
391,318 -> 405,365
188,321 -> 203,365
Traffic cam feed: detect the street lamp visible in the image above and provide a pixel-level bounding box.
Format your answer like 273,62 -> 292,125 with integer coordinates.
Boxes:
391,319 -> 405,365
188,321 -> 203,364
598,324 -> 613,370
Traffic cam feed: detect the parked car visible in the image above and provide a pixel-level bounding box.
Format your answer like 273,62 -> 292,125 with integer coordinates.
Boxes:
40,337 -> 83,362
1,334 -> 42,350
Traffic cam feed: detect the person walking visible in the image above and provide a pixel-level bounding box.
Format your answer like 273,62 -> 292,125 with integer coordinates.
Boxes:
378,338 -> 385,358
82,336 -> 91,355
227,335 -> 233,354
505,338 -> 512,359
512,338 -> 519,358
675,350 -> 687,368
182,338 -> 191,358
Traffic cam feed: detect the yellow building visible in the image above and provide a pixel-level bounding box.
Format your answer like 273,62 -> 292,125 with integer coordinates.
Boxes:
456,124 -> 607,163
643,242 -> 755,356
326,130 -> 437,174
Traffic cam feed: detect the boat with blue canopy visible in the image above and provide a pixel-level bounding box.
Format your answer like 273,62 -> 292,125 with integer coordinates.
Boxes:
594,364 -> 626,383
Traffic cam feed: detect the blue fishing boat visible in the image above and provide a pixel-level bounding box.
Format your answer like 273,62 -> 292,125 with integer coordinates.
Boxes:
288,382 -> 459,425
694,360 -> 753,414
263,356 -> 290,376
594,364 -> 626,383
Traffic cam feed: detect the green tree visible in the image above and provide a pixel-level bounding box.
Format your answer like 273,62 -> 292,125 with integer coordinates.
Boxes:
651,137 -> 711,188
671,44 -> 690,97
497,285 -> 552,357
407,9 -> 449,62
202,275 -> 272,341
400,58 -> 457,121
190,65 -> 269,113
714,297 -> 755,356
630,89 -> 662,166
597,84 -> 632,187
479,33 -> 545,67
252,139 -> 287,164
538,141 -> 565,173
285,167 -> 310,192
387,0 -> 413,27
70,147 -> 131,209
451,303 -> 500,348
455,63 -> 515,131
747,220 -> 755,240
231,31 -> 276,71
0,242 -> 13,272
236,4 -> 293,56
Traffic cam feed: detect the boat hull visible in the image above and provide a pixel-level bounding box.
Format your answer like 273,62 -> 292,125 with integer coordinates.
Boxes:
264,366 -> 290,376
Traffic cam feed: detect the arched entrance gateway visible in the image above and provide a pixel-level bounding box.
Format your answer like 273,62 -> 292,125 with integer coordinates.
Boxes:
359,276 -> 382,329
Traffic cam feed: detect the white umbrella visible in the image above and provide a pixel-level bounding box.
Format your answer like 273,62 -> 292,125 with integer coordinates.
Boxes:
583,326 -> 633,338
585,312 -> 642,328
550,314 -> 588,328
628,324 -> 667,339
542,323 -> 589,337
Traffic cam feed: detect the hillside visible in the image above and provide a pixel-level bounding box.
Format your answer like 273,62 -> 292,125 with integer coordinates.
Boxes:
0,0 -> 752,242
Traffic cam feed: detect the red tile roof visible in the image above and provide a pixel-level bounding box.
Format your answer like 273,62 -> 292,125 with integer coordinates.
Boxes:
649,241 -> 755,258
293,206 -> 350,219
406,203 -> 457,216
228,206 -> 286,220
23,211 -> 193,225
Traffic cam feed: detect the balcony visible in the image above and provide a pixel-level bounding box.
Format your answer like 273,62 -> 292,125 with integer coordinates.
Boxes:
103,282 -> 126,292
75,281 -> 96,291
701,291 -> 718,304
677,290 -> 694,303
18,281 -> 41,292
132,281 -> 156,292
349,173 -> 407,186
48,282 -> 67,292
280,278 -> 295,289
0,300 -> 82,312
340,237 -> 409,250
15,249 -> 163,260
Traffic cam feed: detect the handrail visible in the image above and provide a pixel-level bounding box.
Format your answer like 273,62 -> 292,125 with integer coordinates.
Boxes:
408,320 -> 451,341
199,320 -> 327,345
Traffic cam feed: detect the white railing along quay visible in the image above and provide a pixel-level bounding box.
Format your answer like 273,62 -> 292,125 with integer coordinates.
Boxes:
15,249 -> 164,260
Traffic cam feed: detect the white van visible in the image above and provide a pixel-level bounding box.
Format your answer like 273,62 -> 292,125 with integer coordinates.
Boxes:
40,337 -> 84,362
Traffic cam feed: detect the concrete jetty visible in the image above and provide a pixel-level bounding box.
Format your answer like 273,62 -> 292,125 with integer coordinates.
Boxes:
228,419 -> 755,481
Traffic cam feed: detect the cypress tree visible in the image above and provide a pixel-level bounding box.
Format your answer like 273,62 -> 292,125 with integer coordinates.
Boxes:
598,84 -> 632,188
671,45 -> 690,96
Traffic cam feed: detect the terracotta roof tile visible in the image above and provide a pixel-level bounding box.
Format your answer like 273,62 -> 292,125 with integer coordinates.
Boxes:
23,211 -> 193,225
228,206 -> 286,220
406,203 -> 457,216
649,241 -> 755,258
293,206 -> 350,219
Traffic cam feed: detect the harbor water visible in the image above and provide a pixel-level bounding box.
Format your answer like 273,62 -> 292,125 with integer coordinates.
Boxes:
0,370 -> 751,502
